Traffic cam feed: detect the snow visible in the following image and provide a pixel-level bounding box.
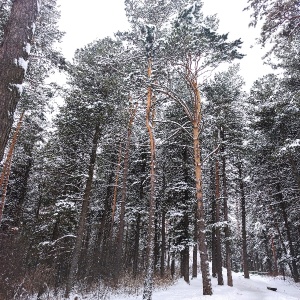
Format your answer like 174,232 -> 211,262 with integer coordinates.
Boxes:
10,83 -> 24,95
14,57 -> 29,74
63,268 -> 300,300
24,42 -> 31,55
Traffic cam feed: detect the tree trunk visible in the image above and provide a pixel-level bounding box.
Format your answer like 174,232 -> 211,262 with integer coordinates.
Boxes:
288,153 -> 300,192
220,127 -> 233,286
0,0 -> 40,161
133,213 -> 141,278
143,58 -> 156,300
192,210 -> 198,278
237,162 -> 250,279
276,183 -> 299,282
65,122 -> 100,298
215,157 -> 224,285
192,79 -> 212,295
111,142 -> 122,228
160,208 -> 166,278
0,111 -> 24,223
114,103 -> 138,280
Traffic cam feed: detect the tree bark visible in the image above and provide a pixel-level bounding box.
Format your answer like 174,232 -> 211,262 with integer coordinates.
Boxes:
192,79 -> 212,295
237,162 -> 250,279
192,208 -> 198,278
143,58 -> 157,300
220,127 -> 233,286
114,103 -> 137,280
0,111 -> 24,223
65,122 -> 100,298
276,183 -> 299,282
215,156 -> 224,285
0,0 -> 40,161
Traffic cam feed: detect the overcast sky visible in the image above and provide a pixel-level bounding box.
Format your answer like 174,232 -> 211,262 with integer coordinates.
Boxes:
56,0 -> 273,91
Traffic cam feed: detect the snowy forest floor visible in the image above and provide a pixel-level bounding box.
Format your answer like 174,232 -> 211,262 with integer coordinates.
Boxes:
64,268 -> 300,300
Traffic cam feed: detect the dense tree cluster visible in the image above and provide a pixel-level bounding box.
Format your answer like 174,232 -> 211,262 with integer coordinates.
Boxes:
0,0 -> 299,299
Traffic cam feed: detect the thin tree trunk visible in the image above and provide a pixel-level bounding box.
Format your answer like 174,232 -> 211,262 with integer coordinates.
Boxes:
192,210 -> 198,278
288,153 -> 300,191
237,162 -> 250,279
0,0 -> 40,161
111,142 -> 122,228
143,58 -> 157,300
114,102 -> 138,280
133,213 -> 141,278
276,183 -> 299,282
271,237 -> 278,276
215,156 -> 224,285
160,208 -> 166,278
220,127 -> 233,286
65,122 -> 100,298
0,111 -> 24,223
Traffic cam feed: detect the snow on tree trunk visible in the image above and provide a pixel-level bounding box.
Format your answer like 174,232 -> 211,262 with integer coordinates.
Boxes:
0,0 -> 40,162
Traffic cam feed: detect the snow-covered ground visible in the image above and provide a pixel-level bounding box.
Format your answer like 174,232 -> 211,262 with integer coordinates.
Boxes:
70,269 -> 300,300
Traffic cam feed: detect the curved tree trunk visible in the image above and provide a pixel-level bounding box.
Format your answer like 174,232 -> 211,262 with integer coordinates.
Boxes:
0,0 -> 40,161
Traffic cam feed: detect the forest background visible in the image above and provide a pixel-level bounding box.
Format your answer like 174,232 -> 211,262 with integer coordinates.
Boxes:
0,0 -> 299,299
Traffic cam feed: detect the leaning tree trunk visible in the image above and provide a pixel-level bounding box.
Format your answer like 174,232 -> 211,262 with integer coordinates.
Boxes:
143,58 -> 157,300
237,162 -> 250,279
0,0 -> 40,161
65,122 -> 100,298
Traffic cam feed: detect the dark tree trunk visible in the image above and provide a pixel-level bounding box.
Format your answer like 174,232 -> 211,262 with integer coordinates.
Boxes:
182,213 -> 190,283
276,183 -> 299,282
192,210 -> 198,278
114,103 -> 137,280
65,122 -> 100,298
133,213 -> 141,278
215,157 -> 224,285
237,162 -> 250,279
220,128 -> 233,286
160,208 -> 166,277
0,0 -> 39,161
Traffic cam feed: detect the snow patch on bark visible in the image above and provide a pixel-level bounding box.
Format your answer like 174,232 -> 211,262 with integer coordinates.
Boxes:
14,57 -> 29,73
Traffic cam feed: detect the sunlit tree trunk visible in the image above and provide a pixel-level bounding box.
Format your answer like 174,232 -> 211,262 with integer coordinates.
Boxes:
0,111 -> 24,223
192,79 -> 212,294
143,58 -> 157,300
0,0 -> 40,161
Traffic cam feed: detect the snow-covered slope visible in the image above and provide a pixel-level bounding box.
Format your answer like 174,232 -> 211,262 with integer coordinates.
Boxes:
109,271 -> 300,300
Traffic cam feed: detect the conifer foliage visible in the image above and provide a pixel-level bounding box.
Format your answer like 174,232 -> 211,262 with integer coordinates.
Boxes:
0,0 -> 299,299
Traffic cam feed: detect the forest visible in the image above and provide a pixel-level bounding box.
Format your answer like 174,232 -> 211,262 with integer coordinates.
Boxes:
0,0 -> 299,299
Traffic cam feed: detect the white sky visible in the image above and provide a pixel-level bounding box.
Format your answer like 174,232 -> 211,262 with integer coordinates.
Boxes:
56,0 -> 274,91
